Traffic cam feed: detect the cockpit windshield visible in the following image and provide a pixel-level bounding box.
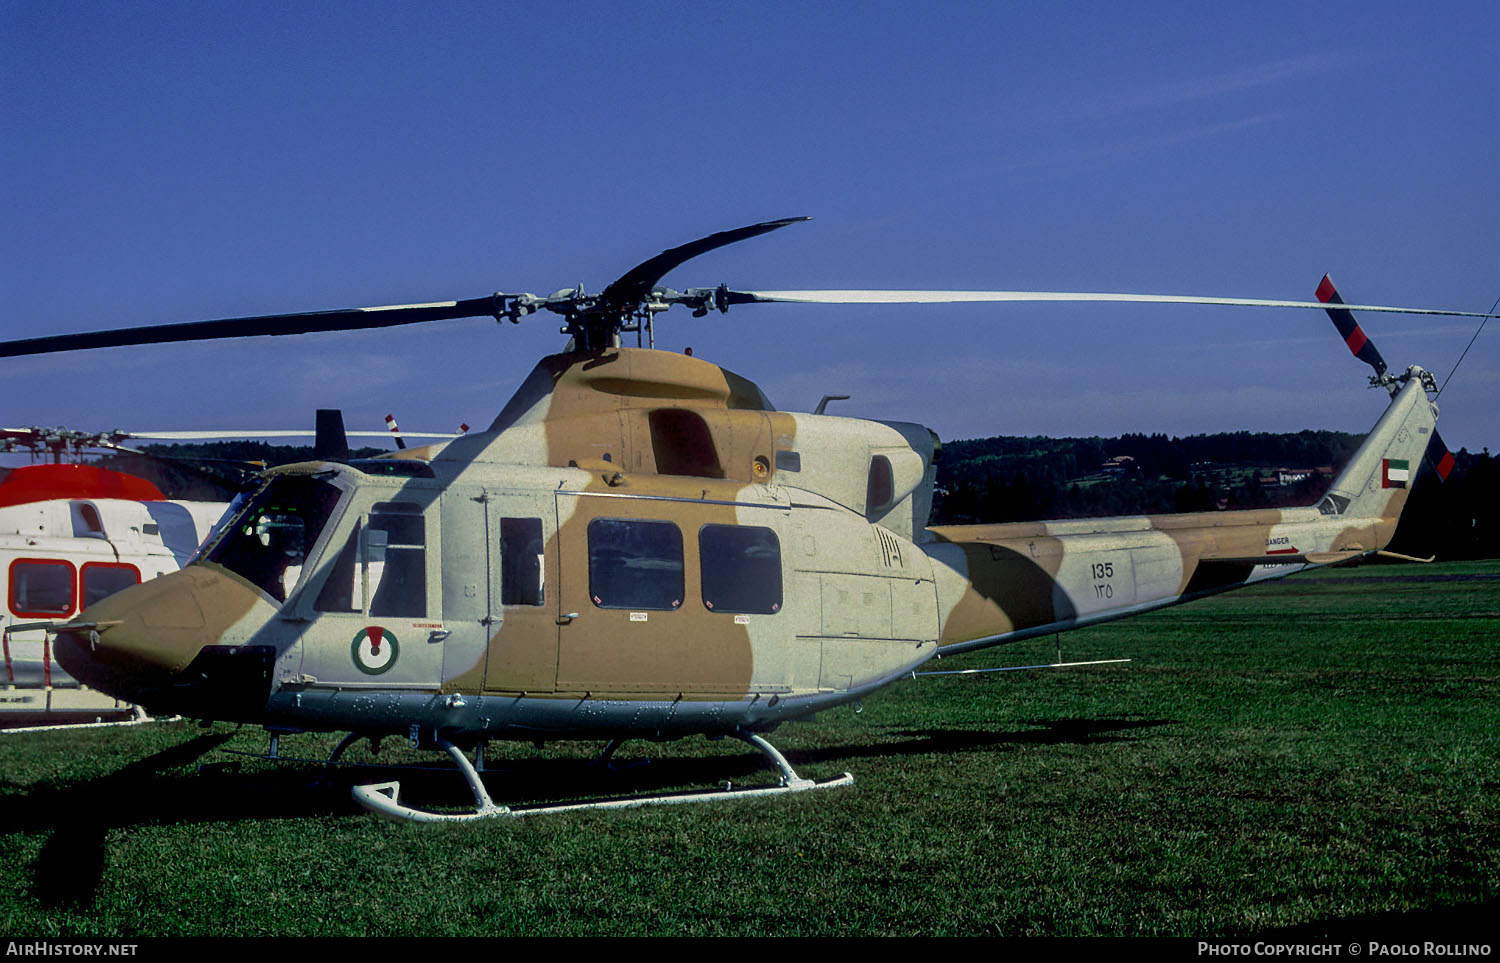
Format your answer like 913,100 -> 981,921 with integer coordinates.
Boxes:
201,475 -> 345,602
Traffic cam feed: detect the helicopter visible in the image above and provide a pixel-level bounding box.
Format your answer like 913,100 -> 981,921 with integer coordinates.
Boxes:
0,218 -> 1485,822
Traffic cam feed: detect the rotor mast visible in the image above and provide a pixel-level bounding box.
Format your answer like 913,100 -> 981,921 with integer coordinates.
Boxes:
528,218 -> 809,352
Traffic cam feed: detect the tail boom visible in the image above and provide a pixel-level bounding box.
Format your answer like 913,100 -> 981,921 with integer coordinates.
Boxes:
924,372 -> 1439,654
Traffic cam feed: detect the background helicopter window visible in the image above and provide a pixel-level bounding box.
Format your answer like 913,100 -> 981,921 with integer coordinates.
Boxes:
80,562 -> 140,608
369,502 -> 426,618
699,525 -> 782,614
8,559 -> 75,617
205,476 -> 343,603
587,518 -> 683,610
500,517 -> 544,606
71,503 -> 106,538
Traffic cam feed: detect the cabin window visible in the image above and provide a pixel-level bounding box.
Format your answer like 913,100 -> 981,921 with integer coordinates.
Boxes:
368,502 -> 427,618
699,525 -> 782,614
587,518 -> 683,610
8,559 -> 75,618
205,476 -> 344,603
80,562 -> 140,608
500,517 -> 545,606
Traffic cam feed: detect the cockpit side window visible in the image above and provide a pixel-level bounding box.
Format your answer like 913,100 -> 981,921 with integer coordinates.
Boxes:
309,501 -> 429,617
368,502 -> 426,618
313,522 -> 361,613
204,477 -> 344,603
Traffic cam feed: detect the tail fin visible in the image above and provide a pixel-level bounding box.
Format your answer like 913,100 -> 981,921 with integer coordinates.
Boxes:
313,409 -> 349,462
1317,370 -> 1439,519
1318,274 -> 1456,487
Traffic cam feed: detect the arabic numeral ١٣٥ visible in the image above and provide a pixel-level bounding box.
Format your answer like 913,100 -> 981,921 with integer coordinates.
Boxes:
1090,560 -> 1115,599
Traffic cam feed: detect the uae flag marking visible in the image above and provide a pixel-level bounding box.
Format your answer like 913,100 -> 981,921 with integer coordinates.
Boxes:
1383,458 -> 1410,489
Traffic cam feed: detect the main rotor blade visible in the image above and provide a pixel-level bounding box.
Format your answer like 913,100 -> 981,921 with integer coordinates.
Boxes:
733,289 -> 1495,319
0,296 -> 506,359
601,217 -> 810,308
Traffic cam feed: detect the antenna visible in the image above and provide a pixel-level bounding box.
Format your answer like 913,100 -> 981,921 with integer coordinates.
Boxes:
1437,292 -> 1499,399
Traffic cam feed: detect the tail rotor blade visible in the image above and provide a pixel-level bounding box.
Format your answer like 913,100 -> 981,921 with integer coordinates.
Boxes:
385,413 -> 407,451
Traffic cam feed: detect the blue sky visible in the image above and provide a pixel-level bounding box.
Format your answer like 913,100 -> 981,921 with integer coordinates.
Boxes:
4,1 -> 1496,456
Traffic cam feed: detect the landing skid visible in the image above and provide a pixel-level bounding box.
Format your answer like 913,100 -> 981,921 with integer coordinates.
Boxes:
350,730 -> 853,824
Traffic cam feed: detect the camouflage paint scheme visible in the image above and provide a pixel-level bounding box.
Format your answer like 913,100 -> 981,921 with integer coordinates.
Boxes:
56,347 -> 1439,745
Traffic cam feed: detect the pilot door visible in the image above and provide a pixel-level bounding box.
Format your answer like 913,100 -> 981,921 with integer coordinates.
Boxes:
298,497 -> 446,688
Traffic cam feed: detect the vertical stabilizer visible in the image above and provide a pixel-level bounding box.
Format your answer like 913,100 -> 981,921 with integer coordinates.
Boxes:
1317,370 -> 1438,520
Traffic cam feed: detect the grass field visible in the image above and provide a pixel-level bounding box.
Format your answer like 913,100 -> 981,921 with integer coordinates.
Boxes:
0,560 -> 1495,937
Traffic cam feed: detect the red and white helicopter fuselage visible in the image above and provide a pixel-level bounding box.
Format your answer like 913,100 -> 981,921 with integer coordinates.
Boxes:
0,464 -> 227,720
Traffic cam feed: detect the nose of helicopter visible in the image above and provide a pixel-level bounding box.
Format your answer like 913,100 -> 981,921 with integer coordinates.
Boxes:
54,565 -> 276,715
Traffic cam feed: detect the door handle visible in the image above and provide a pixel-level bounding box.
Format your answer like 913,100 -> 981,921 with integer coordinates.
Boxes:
556,612 -> 579,625
427,629 -> 451,643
